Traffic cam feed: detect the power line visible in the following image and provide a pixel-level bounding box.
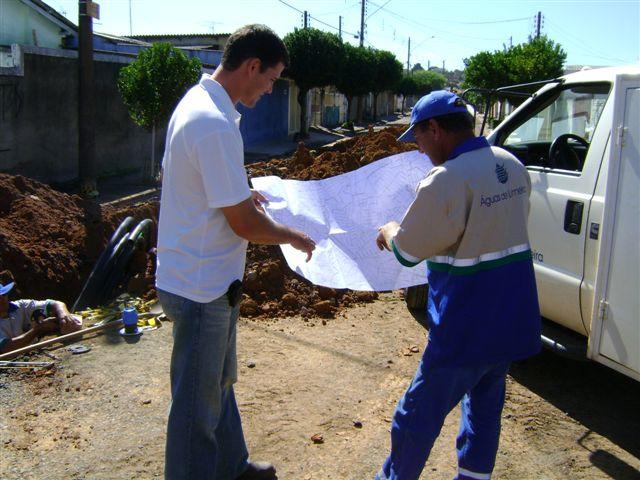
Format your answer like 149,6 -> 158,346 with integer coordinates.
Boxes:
310,13 -> 358,37
277,0 -> 359,37
367,1 -> 529,25
545,18 -> 633,64
365,1 -> 505,41
313,1 -> 360,17
457,16 -> 530,25
277,0 -> 303,14
366,0 -> 392,20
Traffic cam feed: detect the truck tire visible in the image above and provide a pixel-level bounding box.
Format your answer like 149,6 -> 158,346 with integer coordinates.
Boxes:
404,284 -> 429,310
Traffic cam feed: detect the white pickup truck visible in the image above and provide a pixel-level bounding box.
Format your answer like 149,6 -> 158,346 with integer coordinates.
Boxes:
483,65 -> 639,381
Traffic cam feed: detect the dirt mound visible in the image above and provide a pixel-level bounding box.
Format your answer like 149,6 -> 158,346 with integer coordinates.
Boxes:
240,126 -> 417,318
0,173 -> 158,307
241,245 -> 377,319
1,126 -> 415,319
247,126 -> 415,180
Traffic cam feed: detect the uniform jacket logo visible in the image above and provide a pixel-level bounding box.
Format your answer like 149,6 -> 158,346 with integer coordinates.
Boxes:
495,163 -> 508,184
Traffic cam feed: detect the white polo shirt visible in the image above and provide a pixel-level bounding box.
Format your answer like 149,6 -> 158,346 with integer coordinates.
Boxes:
156,75 -> 251,303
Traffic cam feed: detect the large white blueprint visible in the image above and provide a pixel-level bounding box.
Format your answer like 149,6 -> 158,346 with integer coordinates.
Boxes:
251,150 -> 433,291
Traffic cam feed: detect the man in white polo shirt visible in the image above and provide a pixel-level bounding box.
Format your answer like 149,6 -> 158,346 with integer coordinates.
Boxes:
375,91 -> 541,480
157,25 -> 315,480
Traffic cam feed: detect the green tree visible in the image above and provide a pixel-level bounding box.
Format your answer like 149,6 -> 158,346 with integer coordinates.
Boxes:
463,36 -> 566,110
118,42 -> 201,178
462,50 -> 510,92
509,36 -> 566,84
394,70 -> 445,116
412,70 -> 446,95
335,44 -> 376,123
371,49 -> 403,120
284,28 -> 344,138
394,74 -> 417,114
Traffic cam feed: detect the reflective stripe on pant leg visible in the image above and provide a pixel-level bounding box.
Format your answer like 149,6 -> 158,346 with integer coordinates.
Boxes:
456,362 -> 510,477
375,469 -> 389,480
456,467 -> 492,479
380,360 -> 479,480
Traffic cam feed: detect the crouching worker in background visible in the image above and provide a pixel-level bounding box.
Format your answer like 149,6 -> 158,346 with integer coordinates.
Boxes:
0,281 -> 82,354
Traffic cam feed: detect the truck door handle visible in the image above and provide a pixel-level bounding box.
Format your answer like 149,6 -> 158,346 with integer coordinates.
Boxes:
564,200 -> 584,234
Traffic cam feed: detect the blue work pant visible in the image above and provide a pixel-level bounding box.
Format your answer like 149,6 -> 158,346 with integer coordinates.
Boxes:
159,289 -> 249,480
376,357 -> 510,480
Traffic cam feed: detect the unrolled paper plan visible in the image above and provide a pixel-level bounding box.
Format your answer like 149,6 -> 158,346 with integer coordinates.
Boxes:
251,150 -> 433,291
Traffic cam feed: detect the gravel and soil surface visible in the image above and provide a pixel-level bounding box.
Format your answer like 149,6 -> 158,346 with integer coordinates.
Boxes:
1,294 -> 639,479
1,126 -> 639,479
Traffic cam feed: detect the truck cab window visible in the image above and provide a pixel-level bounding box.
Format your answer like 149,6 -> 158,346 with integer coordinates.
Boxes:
501,84 -> 610,173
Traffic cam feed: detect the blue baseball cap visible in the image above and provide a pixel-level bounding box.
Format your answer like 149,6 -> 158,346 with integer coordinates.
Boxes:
0,282 -> 15,296
398,90 -> 470,142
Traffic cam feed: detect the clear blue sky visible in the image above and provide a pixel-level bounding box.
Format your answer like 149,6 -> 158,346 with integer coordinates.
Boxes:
49,0 -> 639,71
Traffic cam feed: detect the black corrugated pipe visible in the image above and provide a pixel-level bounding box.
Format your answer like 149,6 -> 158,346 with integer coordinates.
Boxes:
72,216 -> 135,312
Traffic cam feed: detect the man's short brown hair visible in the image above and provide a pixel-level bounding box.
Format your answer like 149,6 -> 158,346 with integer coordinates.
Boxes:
415,112 -> 475,134
222,24 -> 289,72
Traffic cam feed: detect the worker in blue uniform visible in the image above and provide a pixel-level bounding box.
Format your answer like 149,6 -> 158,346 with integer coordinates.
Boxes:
375,91 -> 541,480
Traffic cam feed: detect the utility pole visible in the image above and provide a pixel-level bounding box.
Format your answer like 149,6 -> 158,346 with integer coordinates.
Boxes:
406,37 -> 411,74
303,11 -> 308,29
128,0 -> 132,36
442,60 -> 445,72
78,0 -> 98,197
535,11 -> 542,38
359,0 -> 365,46
339,15 -> 342,40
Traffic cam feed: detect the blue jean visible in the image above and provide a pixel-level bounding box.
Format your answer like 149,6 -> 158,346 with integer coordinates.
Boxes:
376,356 -> 510,480
158,289 -> 249,480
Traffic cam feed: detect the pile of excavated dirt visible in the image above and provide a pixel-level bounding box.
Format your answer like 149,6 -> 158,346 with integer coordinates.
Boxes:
1,127 -> 416,319
241,245 -> 377,319
246,125 -> 416,180
0,173 -> 158,308
240,126 -> 416,318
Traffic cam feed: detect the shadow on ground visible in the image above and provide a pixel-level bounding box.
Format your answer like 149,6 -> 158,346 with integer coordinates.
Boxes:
406,303 -> 639,478
510,350 -> 640,478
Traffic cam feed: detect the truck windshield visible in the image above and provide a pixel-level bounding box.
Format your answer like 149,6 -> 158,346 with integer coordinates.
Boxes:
506,84 -> 610,144
502,83 -> 611,172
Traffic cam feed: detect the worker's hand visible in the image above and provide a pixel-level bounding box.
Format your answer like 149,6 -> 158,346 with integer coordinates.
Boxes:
56,311 -> 73,333
58,312 -> 82,335
50,301 -> 82,335
34,318 -> 59,336
250,189 -> 268,213
289,229 -> 316,262
376,221 -> 401,251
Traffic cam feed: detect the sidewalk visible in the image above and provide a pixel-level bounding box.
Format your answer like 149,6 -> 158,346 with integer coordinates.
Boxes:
244,111 -> 411,163
244,128 -> 345,163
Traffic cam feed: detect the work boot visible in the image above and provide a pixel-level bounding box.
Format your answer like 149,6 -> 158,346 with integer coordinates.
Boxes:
235,461 -> 277,480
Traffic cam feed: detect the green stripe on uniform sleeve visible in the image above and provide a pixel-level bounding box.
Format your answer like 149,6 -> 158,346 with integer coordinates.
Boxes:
392,239 -> 421,267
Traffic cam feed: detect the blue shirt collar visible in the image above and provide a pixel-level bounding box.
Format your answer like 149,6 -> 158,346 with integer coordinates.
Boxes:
448,136 -> 490,161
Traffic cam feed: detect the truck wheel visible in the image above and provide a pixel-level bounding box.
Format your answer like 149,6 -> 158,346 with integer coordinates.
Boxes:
404,284 -> 429,310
